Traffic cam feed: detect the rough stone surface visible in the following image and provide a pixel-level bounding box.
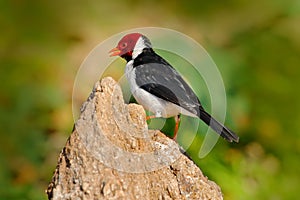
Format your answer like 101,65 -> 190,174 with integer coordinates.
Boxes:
46,77 -> 223,200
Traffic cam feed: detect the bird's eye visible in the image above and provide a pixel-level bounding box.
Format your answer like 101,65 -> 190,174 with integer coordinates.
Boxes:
120,42 -> 127,49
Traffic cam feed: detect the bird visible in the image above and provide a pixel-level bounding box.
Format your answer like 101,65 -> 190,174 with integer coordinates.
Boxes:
109,33 -> 239,143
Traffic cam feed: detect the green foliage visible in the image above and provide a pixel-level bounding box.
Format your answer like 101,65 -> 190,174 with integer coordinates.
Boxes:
1,0 -> 299,199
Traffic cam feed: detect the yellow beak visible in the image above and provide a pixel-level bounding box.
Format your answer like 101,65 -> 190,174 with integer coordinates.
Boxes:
109,47 -> 121,57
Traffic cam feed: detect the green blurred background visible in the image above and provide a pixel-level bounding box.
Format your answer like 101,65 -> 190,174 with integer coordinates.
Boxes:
1,0 -> 300,199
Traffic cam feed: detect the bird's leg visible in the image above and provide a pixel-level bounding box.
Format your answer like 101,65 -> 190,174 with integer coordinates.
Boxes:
146,115 -> 156,121
173,115 -> 181,141
146,111 -> 162,121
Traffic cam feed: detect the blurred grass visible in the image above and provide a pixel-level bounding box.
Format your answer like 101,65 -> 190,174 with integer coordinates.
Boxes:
1,0 -> 300,199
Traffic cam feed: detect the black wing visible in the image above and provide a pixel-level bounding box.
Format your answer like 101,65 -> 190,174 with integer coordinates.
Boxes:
133,49 -> 202,116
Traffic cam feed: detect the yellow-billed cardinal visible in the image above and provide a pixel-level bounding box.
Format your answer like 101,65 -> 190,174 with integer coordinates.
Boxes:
109,33 -> 239,143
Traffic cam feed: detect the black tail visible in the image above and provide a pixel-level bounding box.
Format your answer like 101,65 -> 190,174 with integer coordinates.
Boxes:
199,109 -> 239,143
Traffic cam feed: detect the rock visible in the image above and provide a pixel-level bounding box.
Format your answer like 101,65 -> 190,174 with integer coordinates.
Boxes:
46,77 -> 223,200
